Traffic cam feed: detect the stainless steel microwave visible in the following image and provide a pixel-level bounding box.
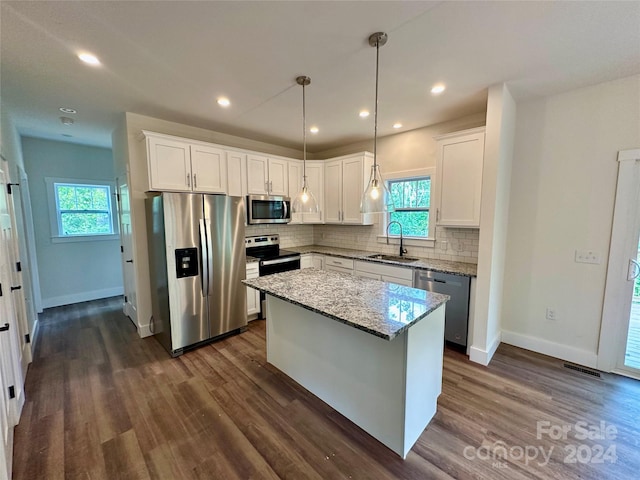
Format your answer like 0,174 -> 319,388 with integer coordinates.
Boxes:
246,195 -> 291,224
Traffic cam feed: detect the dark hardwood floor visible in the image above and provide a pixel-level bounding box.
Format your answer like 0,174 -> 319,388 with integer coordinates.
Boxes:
12,296 -> 640,479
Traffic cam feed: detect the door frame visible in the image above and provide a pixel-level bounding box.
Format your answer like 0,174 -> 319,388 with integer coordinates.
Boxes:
597,148 -> 640,375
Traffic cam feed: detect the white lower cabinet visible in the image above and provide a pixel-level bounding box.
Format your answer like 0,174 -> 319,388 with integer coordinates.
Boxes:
324,256 -> 354,274
301,254 -> 325,269
354,261 -> 413,287
246,263 -> 260,318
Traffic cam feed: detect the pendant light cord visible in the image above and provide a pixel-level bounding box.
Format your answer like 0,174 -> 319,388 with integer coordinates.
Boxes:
373,36 -> 379,169
302,81 -> 307,183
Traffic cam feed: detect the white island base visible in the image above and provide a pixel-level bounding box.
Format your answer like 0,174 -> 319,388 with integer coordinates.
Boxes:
266,295 -> 446,459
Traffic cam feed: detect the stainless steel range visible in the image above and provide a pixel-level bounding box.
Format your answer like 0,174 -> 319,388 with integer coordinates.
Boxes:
245,234 -> 300,318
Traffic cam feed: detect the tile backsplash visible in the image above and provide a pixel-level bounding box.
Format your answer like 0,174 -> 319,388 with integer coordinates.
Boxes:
245,223 -> 314,247
246,220 -> 478,264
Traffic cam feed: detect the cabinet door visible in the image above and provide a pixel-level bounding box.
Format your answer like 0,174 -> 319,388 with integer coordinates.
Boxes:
303,161 -> 324,223
355,270 -> 381,281
246,265 -> 260,316
311,255 -> 324,270
147,136 -> 191,191
324,160 -> 342,223
300,254 -> 313,269
190,144 -> 227,194
436,130 -> 485,227
342,156 -> 365,223
247,154 -> 269,194
268,158 -> 289,196
381,275 -> 413,287
226,151 -> 247,197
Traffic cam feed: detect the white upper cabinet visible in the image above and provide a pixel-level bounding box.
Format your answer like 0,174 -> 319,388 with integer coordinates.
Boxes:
190,144 -> 227,193
226,151 -> 247,197
147,135 -> 191,192
434,127 -> 485,228
289,160 -> 324,224
145,132 -> 227,194
324,153 -> 374,225
247,155 -> 288,196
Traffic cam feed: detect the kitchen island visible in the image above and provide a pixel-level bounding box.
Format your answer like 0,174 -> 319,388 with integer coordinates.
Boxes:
243,268 -> 449,458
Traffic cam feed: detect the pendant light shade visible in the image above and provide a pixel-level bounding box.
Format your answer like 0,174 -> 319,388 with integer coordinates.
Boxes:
292,75 -> 319,215
361,32 -> 394,214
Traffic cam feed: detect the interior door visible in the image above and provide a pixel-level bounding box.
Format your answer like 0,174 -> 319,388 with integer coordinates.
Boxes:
3,176 -> 32,375
0,165 -> 25,410
598,148 -> 640,377
117,175 -> 137,323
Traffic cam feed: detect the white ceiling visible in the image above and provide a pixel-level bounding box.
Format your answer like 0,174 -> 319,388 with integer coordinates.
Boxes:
2,1 -> 639,152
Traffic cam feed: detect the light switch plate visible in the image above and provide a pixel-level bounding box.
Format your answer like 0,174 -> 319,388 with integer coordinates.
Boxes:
575,250 -> 601,264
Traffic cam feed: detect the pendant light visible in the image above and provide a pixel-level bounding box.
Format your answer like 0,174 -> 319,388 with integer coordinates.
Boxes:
361,32 -> 394,214
292,75 -> 319,214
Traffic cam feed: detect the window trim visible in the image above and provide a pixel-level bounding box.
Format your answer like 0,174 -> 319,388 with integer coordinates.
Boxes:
377,167 -> 436,248
45,177 -> 119,243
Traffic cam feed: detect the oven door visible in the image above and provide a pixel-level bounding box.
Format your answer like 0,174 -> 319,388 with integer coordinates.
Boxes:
258,255 -> 301,318
247,195 -> 291,224
259,256 -> 301,276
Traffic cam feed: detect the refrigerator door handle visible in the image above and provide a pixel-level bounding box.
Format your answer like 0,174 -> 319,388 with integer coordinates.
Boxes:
198,219 -> 208,296
204,218 -> 214,297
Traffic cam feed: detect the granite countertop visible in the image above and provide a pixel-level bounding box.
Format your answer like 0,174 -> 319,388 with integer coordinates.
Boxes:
290,245 -> 477,277
243,268 -> 449,340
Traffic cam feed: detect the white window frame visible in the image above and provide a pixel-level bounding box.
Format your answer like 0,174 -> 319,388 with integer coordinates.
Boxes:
45,177 -> 119,243
378,167 -> 436,248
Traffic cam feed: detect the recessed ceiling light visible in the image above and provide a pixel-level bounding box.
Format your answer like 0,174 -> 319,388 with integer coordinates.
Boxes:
359,110 -> 370,118
217,97 -> 231,107
78,52 -> 101,66
309,126 -> 319,134
431,84 -> 446,95
60,116 -> 74,126
59,107 -> 77,114
393,123 -> 402,129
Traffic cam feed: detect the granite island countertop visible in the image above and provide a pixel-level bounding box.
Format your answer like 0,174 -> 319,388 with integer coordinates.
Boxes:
243,268 -> 449,340
289,245 -> 477,277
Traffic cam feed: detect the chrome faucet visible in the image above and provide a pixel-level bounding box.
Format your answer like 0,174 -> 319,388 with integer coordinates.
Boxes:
386,220 -> 408,257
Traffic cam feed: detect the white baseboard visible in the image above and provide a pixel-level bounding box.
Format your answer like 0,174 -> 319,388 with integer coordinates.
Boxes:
42,287 -> 124,309
137,321 -> 153,338
469,331 -> 502,366
501,330 -> 598,368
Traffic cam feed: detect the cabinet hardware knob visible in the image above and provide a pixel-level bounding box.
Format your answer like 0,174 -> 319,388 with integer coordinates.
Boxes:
0,323 -> 9,332
193,174 -> 197,188
10,285 -> 21,291
187,174 -> 191,187
126,259 -> 134,263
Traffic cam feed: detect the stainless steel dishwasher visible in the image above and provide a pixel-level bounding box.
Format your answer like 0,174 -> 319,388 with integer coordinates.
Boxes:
414,269 -> 471,348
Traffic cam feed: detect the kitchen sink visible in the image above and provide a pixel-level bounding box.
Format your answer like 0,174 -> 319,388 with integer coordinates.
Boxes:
366,254 -> 419,263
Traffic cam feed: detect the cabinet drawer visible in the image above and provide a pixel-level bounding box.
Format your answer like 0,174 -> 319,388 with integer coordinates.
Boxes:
325,264 -> 354,275
354,260 -> 413,281
324,256 -> 354,269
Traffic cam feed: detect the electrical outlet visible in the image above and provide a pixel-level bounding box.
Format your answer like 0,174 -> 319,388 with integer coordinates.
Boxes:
440,241 -> 448,251
575,250 -> 601,264
546,307 -> 557,321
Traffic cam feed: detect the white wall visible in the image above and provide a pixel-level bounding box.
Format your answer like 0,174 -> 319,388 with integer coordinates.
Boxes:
21,137 -> 123,308
501,74 -> 640,368
470,84 -> 516,366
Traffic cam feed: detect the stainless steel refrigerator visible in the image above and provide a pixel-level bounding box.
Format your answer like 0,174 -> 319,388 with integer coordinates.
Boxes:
145,192 -> 247,356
